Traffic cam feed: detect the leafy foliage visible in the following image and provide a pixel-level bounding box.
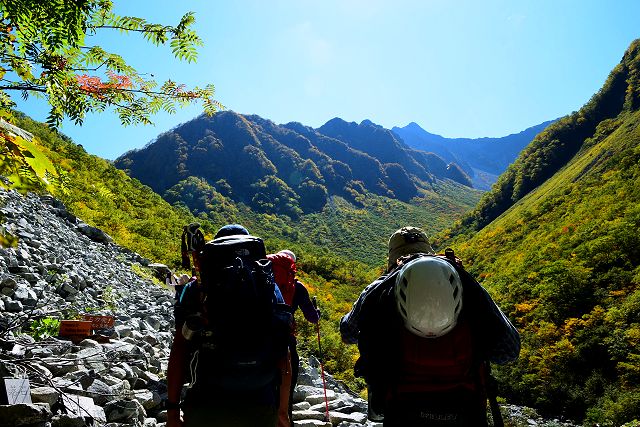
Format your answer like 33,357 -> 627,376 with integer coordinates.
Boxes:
0,1 -> 220,214
0,0 -> 221,127
442,54 -> 640,424
25,317 -> 60,341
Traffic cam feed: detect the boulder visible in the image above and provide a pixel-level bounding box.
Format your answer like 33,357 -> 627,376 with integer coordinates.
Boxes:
0,403 -> 51,426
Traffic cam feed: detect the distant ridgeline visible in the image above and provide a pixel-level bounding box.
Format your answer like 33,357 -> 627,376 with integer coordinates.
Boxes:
444,39 -> 640,425
393,120 -> 555,190
114,113 -> 546,219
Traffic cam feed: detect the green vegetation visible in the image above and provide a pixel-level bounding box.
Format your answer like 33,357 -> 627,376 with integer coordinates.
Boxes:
0,0 -> 220,206
25,317 -> 60,341
7,111 -> 203,265
0,0 -> 219,127
441,43 -> 640,424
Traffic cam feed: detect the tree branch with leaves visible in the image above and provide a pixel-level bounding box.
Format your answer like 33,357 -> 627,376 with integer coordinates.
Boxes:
0,0 -> 222,126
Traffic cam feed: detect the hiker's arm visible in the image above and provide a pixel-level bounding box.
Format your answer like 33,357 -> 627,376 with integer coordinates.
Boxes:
340,274 -> 389,344
167,330 -> 187,427
487,300 -> 521,364
340,300 -> 362,344
474,282 -> 521,364
295,280 -> 320,323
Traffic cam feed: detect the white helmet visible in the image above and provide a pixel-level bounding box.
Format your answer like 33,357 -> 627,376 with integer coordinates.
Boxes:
395,256 -> 463,338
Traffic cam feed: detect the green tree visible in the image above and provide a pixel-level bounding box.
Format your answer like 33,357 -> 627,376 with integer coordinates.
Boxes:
0,0 -> 221,126
0,0 -> 221,206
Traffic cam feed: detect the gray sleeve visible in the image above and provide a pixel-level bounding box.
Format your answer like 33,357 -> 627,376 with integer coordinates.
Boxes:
340,275 -> 388,344
478,285 -> 521,364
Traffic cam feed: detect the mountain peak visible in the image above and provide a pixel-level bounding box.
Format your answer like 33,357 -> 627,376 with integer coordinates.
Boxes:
404,121 -> 424,131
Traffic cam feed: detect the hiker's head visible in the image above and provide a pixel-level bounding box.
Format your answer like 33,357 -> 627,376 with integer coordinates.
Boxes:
278,249 -> 296,262
395,256 -> 463,338
387,226 -> 434,270
214,224 -> 249,238
177,274 -> 191,286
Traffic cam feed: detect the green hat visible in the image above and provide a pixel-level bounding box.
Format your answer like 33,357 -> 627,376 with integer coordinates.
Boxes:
387,226 -> 434,270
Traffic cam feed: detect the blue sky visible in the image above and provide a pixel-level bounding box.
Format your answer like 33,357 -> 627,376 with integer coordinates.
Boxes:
14,0 -> 640,160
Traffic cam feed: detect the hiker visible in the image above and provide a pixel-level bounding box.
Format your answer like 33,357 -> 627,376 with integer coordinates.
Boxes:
267,249 -> 320,427
340,226 -> 520,426
167,224 -> 290,427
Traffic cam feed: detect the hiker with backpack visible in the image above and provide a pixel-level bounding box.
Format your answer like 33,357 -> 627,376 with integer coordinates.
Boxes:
340,226 -> 520,426
167,224 -> 291,427
267,250 -> 320,427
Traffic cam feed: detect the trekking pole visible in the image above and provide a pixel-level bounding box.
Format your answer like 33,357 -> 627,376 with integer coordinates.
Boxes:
486,363 -> 504,427
312,297 -> 331,423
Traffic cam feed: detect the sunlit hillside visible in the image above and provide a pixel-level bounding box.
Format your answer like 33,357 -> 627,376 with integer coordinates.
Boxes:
444,39 -> 640,425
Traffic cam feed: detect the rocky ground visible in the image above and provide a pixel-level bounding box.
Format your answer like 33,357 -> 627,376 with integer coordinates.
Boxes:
0,189 -> 580,426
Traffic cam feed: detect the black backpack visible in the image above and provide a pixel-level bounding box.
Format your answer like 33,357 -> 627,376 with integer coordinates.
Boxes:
184,234 -> 292,392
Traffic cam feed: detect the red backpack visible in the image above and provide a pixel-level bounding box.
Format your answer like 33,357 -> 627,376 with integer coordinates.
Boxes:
267,253 -> 296,306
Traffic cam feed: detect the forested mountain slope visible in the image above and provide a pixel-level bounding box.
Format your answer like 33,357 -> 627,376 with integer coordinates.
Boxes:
113,112 -> 481,264
114,112 -> 476,218
444,39 -> 640,425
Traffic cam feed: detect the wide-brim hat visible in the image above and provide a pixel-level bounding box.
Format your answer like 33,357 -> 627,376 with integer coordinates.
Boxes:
387,226 -> 434,270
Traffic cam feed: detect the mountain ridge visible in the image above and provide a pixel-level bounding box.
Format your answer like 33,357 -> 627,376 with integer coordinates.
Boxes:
114,112 -> 479,219
393,119 -> 555,189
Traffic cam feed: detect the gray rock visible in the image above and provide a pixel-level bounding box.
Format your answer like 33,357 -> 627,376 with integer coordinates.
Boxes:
0,402 -> 52,426
328,410 -> 368,425
6,300 -> 23,312
294,420 -> 332,427
77,338 -> 101,349
51,414 -> 86,427
58,282 -> 78,297
1,275 -> 18,289
132,389 -> 161,410
147,263 -> 170,281
77,223 -> 113,244
29,363 -> 53,380
61,393 -> 106,424
104,398 -> 146,423
109,366 -> 128,380
293,409 -> 328,422
20,272 -> 41,284
86,379 -> 116,406
293,401 -> 312,411
30,386 -> 60,406
306,390 -> 337,406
